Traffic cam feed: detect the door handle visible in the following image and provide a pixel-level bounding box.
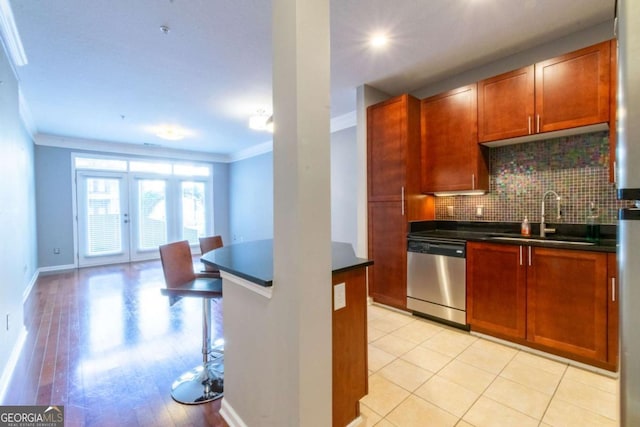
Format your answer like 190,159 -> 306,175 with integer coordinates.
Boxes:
612,278 -> 616,302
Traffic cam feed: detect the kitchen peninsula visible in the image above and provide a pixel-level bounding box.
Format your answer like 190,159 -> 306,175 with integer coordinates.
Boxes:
201,240 -> 372,427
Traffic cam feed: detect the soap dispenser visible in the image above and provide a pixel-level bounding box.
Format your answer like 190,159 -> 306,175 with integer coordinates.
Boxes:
586,202 -> 600,243
521,216 -> 531,237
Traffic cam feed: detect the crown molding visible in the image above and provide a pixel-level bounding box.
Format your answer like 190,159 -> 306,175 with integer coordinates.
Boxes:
227,110 -> 356,162
0,0 -> 27,68
35,133 -> 230,163
228,140 -> 273,162
330,110 -> 356,133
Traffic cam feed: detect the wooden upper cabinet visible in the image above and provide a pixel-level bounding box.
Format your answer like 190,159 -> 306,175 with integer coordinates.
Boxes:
421,84 -> 488,193
478,66 -> 535,142
367,95 -> 413,202
478,40 -> 612,144
536,40 -> 611,133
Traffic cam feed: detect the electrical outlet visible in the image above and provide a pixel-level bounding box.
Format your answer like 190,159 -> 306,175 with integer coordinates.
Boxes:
53,248 -> 61,254
334,283 -> 346,311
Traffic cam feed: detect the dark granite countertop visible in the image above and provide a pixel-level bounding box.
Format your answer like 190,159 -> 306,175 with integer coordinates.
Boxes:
200,239 -> 373,287
409,221 -> 617,253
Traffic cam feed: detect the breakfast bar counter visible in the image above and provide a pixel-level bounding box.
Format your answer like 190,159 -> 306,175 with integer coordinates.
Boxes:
201,239 -> 372,427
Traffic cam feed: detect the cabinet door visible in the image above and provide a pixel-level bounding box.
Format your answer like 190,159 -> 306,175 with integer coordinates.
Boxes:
535,40 -> 610,133
527,247 -> 608,362
368,201 -> 407,309
478,66 -> 535,142
467,242 -> 526,339
367,95 -> 408,202
607,253 -> 618,368
421,84 -> 487,193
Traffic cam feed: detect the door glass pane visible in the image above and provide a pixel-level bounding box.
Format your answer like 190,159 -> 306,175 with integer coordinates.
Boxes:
181,181 -> 206,244
86,178 -> 122,256
138,180 -> 167,250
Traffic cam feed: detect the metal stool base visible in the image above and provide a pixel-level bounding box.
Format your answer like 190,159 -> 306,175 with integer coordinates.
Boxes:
170,359 -> 224,404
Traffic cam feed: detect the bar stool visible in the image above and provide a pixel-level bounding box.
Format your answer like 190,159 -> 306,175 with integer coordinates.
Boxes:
159,240 -> 224,404
199,235 -> 224,274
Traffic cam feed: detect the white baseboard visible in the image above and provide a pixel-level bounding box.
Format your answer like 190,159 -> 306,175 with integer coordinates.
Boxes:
38,264 -> 76,274
346,415 -> 364,427
22,269 -> 39,303
0,326 -> 27,404
220,398 -> 248,427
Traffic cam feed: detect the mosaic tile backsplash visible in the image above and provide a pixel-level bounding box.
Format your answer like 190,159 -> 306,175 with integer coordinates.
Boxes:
434,131 -> 632,224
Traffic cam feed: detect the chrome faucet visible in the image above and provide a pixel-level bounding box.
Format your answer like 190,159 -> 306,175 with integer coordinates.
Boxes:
540,190 -> 561,237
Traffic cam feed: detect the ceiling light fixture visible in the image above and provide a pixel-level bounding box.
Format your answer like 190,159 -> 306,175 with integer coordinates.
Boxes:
249,109 -> 274,132
153,125 -> 188,141
370,33 -> 389,48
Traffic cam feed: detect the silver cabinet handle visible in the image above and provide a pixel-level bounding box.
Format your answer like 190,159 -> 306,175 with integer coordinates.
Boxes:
401,186 -> 405,216
536,114 -> 540,133
528,246 -> 532,266
612,278 -> 616,302
519,246 -> 523,266
528,116 -> 532,135
614,160 -> 617,185
472,174 -> 475,190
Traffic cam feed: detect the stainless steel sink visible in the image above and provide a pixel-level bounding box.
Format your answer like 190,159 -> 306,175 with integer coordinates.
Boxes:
487,236 -> 595,246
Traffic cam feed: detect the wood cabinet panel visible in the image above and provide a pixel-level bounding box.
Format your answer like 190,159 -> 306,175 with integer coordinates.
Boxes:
332,268 -> 368,427
607,253 -> 618,367
535,40 -> 611,133
367,201 -> 407,309
421,84 -> 488,193
467,242 -> 526,339
527,247 -> 608,362
609,39 -> 618,183
367,94 -> 433,310
478,66 -> 535,142
367,96 -> 408,202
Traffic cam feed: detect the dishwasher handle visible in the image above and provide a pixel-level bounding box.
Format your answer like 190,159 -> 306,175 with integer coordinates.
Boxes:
408,240 -> 466,258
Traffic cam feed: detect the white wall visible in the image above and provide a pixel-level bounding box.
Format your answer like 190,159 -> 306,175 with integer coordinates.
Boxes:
228,127 -> 360,250
412,21 -> 614,99
34,145 -> 231,267
0,43 -> 38,395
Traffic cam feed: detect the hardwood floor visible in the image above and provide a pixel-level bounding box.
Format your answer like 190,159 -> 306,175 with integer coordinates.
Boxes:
2,260 -> 228,427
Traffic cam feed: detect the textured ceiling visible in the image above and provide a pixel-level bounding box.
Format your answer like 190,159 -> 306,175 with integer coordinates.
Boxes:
8,0 -> 614,156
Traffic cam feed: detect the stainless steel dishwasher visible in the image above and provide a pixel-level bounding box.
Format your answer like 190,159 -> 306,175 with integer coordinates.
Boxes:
406,235 -> 468,328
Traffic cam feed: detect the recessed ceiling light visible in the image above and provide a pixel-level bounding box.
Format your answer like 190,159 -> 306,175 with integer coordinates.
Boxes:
370,34 -> 389,48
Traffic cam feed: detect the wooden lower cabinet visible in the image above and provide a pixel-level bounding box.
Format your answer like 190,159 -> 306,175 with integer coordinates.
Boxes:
467,242 -> 618,370
368,201 -> 407,309
332,268 -> 368,427
527,247 -> 608,364
467,242 -> 526,339
607,253 -> 619,370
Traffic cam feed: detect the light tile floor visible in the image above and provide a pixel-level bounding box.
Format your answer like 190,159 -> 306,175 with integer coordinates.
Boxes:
360,304 -> 620,427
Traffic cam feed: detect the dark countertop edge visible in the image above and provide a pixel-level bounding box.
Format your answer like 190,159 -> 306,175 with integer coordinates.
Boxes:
216,260 -> 373,286
332,259 -> 374,275
216,266 -> 273,287
202,241 -> 373,288
409,221 -> 617,253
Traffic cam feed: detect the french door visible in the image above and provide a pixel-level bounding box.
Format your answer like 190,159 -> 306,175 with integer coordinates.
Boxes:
77,171 -> 131,266
76,171 -> 209,267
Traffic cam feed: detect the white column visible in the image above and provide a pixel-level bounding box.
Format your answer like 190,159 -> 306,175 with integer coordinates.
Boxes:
272,0 -> 332,426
